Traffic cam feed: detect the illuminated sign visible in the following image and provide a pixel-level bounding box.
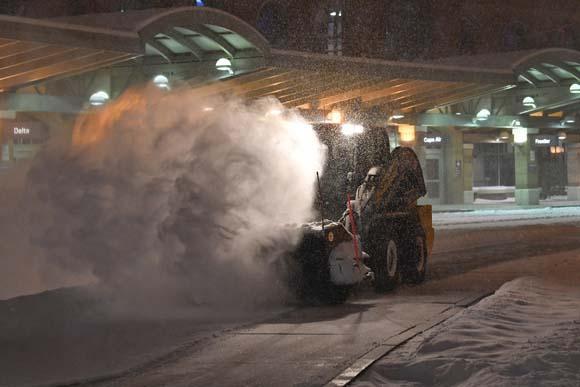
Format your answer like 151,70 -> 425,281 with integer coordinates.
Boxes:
532,135 -> 556,147
423,136 -> 443,144
13,127 -> 30,135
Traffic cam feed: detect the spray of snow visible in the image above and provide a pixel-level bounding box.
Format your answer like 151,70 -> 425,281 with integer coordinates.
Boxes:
0,87 -> 325,306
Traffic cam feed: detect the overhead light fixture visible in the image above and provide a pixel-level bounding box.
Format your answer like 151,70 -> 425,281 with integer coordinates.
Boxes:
390,110 -> 404,120
499,130 -> 510,140
341,123 -> 364,136
89,91 -> 110,106
216,58 -> 233,74
266,109 -> 283,117
328,109 -> 343,124
558,131 -> 567,140
522,96 -> 536,108
512,126 -> 528,144
570,83 -> 580,94
564,114 -> 576,124
329,11 -> 337,16
398,124 -> 416,142
455,112 -> 462,116
153,74 -> 170,90
476,108 -> 491,121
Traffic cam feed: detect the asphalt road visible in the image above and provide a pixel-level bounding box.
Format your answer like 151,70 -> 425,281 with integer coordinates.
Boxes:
82,221 -> 580,387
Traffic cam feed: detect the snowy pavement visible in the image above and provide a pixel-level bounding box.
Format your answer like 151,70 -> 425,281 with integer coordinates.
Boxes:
354,277 -> 580,387
433,205 -> 580,229
2,223 -> 580,387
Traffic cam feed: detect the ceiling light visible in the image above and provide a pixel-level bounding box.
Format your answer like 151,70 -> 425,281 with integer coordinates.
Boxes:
570,83 -> 580,94
476,108 -> 491,121
89,91 -> 109,106
341,123 -> 364,136
390,110 -> 404,120
522,96 -> 535,108
558,131 -> 567,140
153,74 -> 170,89
499,130 -> 510,140
398,124 -> 416,142
216,58 -> 233,74
328,109 -> 343,124
267,109 -> 282,116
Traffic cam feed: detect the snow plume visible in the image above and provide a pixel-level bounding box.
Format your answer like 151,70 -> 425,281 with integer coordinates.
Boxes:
1,87 -> 325,306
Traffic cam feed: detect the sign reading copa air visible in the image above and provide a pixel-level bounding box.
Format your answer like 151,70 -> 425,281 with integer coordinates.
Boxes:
421,133 -> 446,145
423,135 -> 443,144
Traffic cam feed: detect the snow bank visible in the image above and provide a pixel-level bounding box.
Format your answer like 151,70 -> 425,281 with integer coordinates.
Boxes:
355,277 -> 580,386
434,206 -> 580,228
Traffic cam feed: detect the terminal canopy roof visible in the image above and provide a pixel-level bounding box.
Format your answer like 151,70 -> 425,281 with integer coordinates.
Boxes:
0,7 -> 269,93
1,6 -> 580,118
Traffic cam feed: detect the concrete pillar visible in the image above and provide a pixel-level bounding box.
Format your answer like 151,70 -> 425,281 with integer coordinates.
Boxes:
443,127 -> 464,204
463,143 -> 474,203
514,136 -> 540,205
0,112 -> 16,161
566,143 -> 580,200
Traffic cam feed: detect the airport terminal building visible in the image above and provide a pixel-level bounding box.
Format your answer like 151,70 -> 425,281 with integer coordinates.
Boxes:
0,3 -> 580,207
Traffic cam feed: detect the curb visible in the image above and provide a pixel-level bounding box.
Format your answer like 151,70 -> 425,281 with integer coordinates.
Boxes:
325,291 -> 494,387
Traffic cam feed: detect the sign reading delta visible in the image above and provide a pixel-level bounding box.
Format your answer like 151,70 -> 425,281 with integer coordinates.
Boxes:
13,127 -> 31,135
1,119 -> 47,141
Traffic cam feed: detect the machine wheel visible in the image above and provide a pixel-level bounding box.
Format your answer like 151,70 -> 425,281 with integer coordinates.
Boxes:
374,239 -> 400,292
319,284 -> 352,305
406,236 -> 427,284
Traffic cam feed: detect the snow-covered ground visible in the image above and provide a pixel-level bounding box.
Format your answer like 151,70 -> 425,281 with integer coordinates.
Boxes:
434,206 -> 580,229
354,277 -> 580,387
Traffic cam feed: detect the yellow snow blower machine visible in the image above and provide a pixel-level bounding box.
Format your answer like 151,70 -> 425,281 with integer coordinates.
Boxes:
284,123 -> 434,304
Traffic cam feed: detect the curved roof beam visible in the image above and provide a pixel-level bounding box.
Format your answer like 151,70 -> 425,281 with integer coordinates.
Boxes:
511,48 -> 580,70
513,48 -> 580,85
164,28 -> 204,60
136,7 -> 270,58
144,39 -> 175,63
188,24 -> 237,58
530,66 -> 560,84
544,61 -> 580,81
518,73 -> 540,87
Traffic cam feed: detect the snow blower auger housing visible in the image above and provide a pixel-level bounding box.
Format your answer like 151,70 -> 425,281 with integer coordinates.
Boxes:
286,124 -> 434,304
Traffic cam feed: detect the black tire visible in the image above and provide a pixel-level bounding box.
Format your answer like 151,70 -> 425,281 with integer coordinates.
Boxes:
406,236 -> 427,284
319,284 -> 352,305
374,239 -> 400,292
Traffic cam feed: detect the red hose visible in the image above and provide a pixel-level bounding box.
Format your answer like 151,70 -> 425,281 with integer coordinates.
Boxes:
347,193 -> 361,268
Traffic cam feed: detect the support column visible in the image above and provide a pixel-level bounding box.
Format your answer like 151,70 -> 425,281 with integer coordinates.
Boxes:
463,144 -> 474,203
514,133 -> 540,205
566,143 -> 580,200
443,127 -> 464,204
